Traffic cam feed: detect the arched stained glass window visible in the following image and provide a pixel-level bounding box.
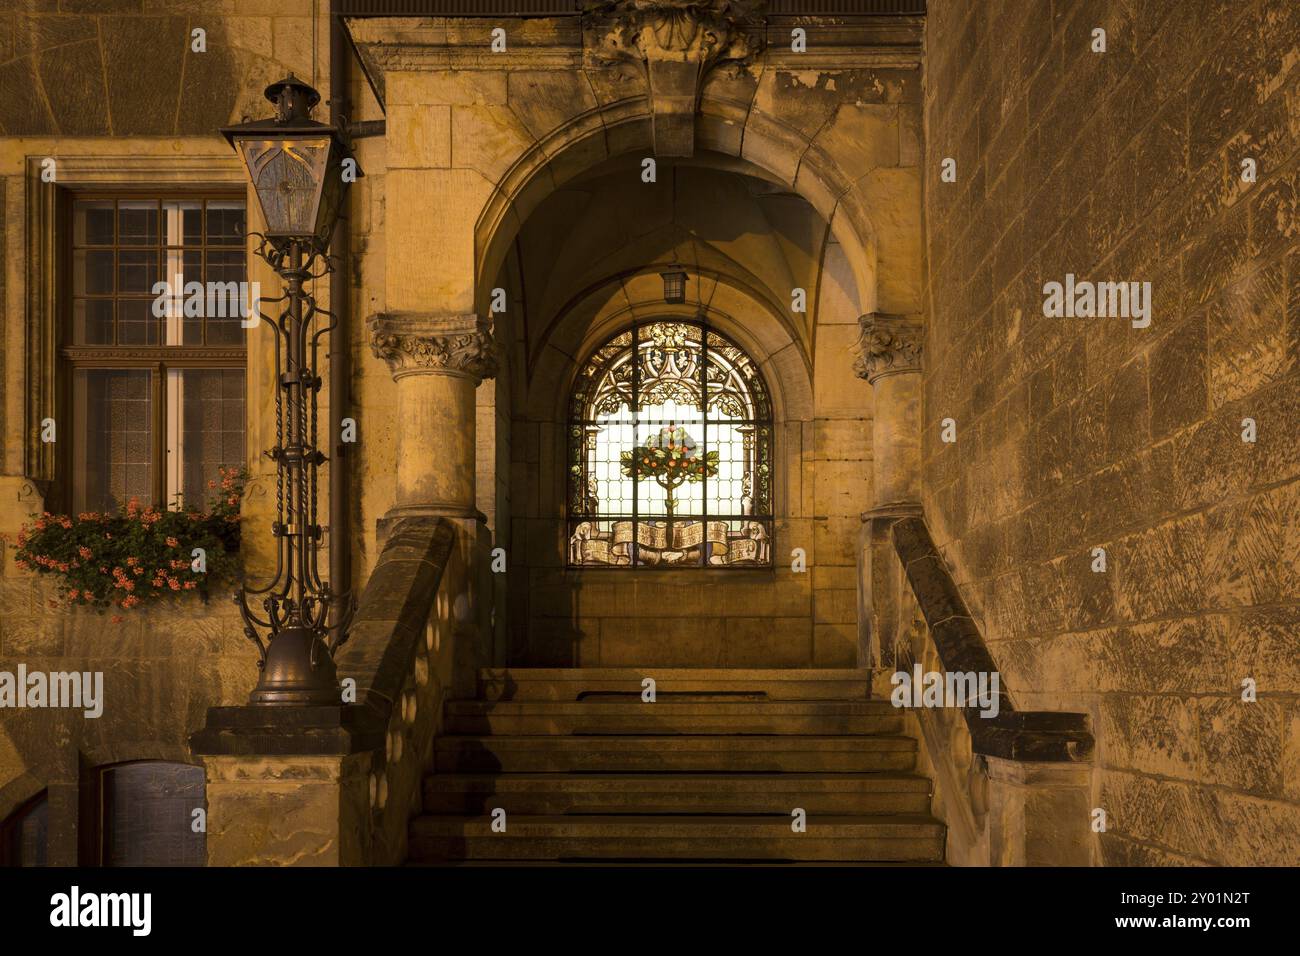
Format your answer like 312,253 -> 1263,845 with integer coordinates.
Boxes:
568,320 -> 773,568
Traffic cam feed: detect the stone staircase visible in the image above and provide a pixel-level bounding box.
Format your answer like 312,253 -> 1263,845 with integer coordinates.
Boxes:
407,669 -> 945,864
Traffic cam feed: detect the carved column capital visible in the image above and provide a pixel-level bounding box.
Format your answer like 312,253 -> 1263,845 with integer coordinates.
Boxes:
852,312 -> 923,385
584,0 -> 766,157
367,312 -> 499,383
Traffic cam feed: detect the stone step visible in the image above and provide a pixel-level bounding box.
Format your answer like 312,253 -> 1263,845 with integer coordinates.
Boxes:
411,860 -> 949,867
478,668 -> 872,701
422,772 -> 934,815
443,699 -> 903,735
434,735 -> 917,773
407,814 -> 946,862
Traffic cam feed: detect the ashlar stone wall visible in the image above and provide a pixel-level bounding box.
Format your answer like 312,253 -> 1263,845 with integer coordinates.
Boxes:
0,577 -> 257,863
923,0 -> 1300,865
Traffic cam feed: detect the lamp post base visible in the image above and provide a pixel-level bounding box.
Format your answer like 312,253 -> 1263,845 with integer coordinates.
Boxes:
249,626 -> 342,706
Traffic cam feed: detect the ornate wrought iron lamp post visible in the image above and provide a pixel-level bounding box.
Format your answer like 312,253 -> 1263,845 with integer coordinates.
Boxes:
222,75 -> 357,705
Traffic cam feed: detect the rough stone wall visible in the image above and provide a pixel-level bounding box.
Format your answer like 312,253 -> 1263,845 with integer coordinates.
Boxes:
477,319 -> 512,665
346,61 -> 394,586
0,0 -> 325,138
923,0 -> 1300,865
0,578 -> 257,863
811,238 -> 877,667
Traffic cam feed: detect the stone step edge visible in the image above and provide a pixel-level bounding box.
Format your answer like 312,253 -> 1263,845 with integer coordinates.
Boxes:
423,772 -> 934,790
447,701 -> 898,713
409,860 -> 949,867
435,735 -> 918,749
411,813 -> 944,832
480,669 -> 873,680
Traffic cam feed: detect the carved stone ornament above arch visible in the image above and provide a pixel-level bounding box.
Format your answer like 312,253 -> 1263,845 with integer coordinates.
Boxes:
584,0 -> 767,157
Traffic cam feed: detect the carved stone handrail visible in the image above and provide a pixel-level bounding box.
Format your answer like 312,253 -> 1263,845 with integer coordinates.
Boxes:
192,516 -> 464,865
891,516 -> 1093,762
336,516 -> 464,863
338,517 -> 457,726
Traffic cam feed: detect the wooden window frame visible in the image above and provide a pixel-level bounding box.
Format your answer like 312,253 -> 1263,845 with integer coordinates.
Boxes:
18,153 -> 247,507
55,190 -> 248,514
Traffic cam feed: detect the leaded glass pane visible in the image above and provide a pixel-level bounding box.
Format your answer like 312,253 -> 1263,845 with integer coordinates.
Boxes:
166,368 -> 245,509
75,201 -> 115,246
73,300 -> 114,345
71,197 -> 248,347
205,201 -> 245,245
73,369 -> 153,512
73,250 -> 114,295
117,200 -> 159,246
568,320 -> 773,568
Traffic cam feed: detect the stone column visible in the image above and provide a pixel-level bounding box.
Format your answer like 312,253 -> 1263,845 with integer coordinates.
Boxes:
367,311 -> 499,520
368,310 -> 498,695
852,313 -> 924,679
854,313 -> 923,508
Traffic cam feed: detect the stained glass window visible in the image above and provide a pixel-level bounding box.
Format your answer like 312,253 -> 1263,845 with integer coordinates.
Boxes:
568,320 -> 773,568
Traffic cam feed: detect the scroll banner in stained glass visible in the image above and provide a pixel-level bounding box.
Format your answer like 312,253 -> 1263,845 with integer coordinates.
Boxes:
569,518 -> 772,567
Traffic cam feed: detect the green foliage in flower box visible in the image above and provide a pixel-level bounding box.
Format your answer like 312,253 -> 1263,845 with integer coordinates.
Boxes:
9,468 -> 247,614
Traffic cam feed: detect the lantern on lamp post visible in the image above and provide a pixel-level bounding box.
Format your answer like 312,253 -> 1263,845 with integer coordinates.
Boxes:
222,74 -> 357,705
661,267 -> 687,304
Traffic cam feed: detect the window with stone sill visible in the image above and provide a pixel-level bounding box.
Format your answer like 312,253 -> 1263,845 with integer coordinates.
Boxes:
567,319 -> 773,568
61,195 -> 248,514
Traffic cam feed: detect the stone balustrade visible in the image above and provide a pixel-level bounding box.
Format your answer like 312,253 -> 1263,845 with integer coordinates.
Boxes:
887,514 -> 1095,866
192,515 -> 481,865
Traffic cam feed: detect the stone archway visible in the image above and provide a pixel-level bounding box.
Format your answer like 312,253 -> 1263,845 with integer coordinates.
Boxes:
479,143 -> 878,666
350,4 -> 924,666
347,4 -> 923,325
472,110 -> 885,323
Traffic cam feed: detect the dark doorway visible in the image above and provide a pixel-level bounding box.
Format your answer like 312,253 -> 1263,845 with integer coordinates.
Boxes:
0,791 -> 49,866
99,761 -> 206,866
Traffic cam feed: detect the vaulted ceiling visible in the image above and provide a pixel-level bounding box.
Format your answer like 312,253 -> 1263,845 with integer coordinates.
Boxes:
502,152 -> 833,375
